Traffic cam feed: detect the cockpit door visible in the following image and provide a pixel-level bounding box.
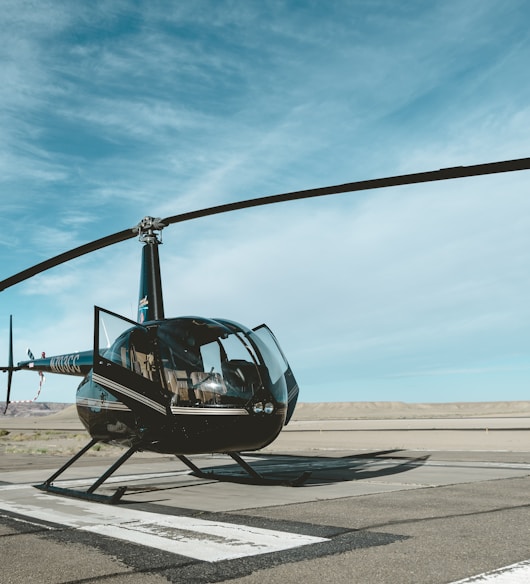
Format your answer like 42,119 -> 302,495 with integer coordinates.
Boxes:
92,306 -> 170,421
252,324 -> 299,424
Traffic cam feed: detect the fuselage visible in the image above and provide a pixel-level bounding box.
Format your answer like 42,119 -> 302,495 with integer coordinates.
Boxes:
19,312 -> 299,455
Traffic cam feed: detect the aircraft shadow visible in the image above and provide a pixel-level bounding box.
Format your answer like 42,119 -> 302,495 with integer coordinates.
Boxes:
187,449 -> 430,487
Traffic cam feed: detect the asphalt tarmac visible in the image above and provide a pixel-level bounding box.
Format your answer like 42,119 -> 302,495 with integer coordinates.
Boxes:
1,416 -> 530,584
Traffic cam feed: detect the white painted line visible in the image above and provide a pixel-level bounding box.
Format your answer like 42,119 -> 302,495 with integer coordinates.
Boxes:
84,517 -> 322,562
0,486 -> 327,562
449,559 -> 530,583
0,512 -> 54,530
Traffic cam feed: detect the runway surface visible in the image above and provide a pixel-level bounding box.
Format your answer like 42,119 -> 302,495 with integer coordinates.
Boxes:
1,413 -> 530,583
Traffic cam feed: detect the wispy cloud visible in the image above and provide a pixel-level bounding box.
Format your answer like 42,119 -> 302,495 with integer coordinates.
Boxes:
3,1 -> 530,402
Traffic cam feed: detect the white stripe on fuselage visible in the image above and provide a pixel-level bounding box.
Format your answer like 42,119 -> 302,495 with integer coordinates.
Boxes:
83,377 -> 250,416
92,373 -> 167,415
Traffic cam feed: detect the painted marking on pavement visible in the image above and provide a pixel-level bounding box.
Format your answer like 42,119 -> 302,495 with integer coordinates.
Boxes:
0,486 -> 327,562
449,560 -> 530,583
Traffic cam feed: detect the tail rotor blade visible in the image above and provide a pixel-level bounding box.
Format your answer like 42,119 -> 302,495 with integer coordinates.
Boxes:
4,370 -> 13,415
3,315 -> 14,414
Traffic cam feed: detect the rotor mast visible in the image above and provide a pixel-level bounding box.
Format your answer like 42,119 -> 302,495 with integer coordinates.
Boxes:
134,217 -> 166,323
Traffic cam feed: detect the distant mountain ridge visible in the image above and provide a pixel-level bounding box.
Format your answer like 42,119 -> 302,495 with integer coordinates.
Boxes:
3,400 -> 530,421
0,402 -> 72,417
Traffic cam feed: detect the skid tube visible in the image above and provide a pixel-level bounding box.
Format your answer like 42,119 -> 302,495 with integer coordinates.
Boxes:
34,438 -> 138,504
177,452 -> 311,486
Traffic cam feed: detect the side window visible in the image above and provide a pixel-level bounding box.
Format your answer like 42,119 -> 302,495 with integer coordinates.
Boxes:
96,306 -> 159,383
128,328 -> 157,381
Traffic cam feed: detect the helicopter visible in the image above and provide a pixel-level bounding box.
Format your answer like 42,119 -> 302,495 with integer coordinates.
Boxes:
2,156 -> 530,503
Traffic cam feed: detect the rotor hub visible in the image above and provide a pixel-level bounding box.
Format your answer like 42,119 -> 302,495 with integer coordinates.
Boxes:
133,216 -> 166,244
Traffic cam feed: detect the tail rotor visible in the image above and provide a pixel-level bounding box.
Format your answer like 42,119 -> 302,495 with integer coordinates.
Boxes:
3,315 -> 16,414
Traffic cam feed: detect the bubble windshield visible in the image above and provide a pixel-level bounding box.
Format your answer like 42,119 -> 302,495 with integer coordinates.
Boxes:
156,317 -> 264,407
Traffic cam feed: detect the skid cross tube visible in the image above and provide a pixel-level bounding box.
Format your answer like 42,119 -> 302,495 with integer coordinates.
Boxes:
35,440 -> 139,504
177,452 -> 311,486
228,452 -> 264,480
40,438 -> 99,485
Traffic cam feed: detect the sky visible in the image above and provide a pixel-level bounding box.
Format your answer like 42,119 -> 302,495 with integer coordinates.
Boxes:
2,0 -> 530,404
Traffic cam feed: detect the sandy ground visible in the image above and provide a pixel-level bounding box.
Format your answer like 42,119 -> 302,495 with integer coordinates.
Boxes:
293,400 -> 530,419
4,400 -> 530,427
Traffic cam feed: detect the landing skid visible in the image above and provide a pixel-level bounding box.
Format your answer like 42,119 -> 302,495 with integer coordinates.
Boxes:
177,452 -> 311,486
34,441 -> 311,505
34,438 -> 137,504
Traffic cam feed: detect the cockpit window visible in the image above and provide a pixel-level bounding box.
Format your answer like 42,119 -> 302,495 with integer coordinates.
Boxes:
156,318 -> 262,407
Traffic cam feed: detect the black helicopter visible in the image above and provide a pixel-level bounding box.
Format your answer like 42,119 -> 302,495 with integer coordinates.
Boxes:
2,157 -> 530,503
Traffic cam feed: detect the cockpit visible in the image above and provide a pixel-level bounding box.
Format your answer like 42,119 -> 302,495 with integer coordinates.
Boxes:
100,313 -> 289,411
156,318 -> 263,407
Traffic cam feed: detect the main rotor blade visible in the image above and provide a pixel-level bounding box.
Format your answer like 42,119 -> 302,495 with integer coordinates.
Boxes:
2,156 -> 530,293
162,157 -> 530,226
0,228 -> 135,292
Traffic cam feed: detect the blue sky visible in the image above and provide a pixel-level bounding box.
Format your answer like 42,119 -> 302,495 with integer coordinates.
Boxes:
2,1 -> 530,404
